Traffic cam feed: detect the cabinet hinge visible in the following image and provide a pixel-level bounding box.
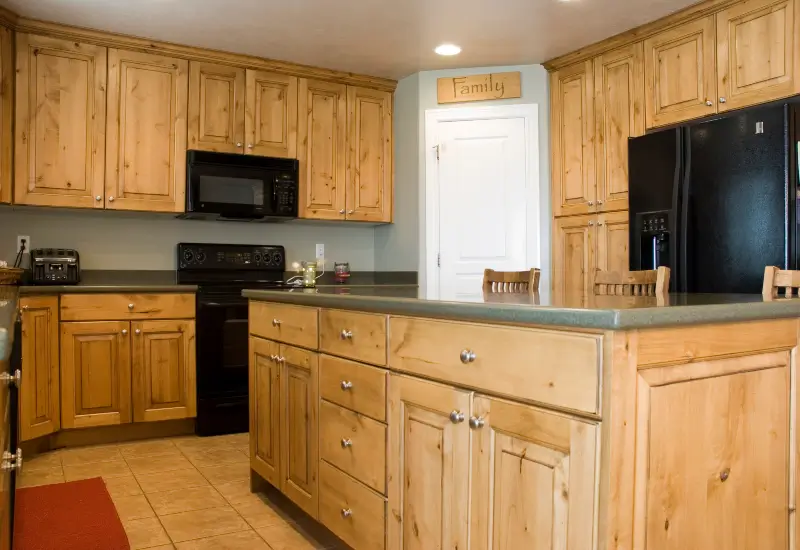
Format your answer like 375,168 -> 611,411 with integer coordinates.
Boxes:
434,144 -> 440,161
437,253 -> 441,268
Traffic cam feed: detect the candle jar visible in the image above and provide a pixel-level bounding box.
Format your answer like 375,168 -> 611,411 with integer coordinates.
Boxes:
302,261 -> 317,288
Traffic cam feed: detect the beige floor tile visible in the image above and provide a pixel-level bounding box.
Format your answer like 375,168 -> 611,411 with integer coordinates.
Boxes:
173,437 -> 229,453
256,522 -> 329,550
174,530 -> 271,549
236,445 -> 249,456
119,440 -> 180,459
198,462 -> 250,485
112,493 -> 156,521
23,452 -> 62,471
123,517 -> 171,549
17,466 -> 64,488
126,454 -> 195,475
230,494 -> 294,529
63,458 -> 132,481
142,546 -> 174,550
212,433 -> 249,446
159,506 -> 249,543
214,480 -> 253,505
146,485 -> 227,516
136,467 -> 209,494
60,445 -> 123,465
183,448 -> 249,469
104,474 -> 144,497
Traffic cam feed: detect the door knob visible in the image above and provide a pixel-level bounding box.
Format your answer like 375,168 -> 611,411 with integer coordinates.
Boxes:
95,195 -> 102,201
469,416 -> 485,429
588,221 -> 594,226
347,210 -> 354,214
339,209 -> 345,214
236,142 -> 242,147
134,329 -> 141,335
1,449 -> 22,472
247,144 -> 254,149
108,196 -> 114,202
121,329 -> 128,335
449,410 -> 465,423
706,100 -> 714,106
0,369 -> 20,387
719,97 -> 727,104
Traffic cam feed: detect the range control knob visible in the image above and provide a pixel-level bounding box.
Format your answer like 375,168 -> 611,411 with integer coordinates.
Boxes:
272,251 -> 283,266
183,249 -> 195,263
254,252 -> 263,264
196,251 -> 207,264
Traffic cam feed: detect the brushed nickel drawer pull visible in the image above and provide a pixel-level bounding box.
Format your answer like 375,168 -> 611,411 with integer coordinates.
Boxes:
449,410 -> 465,423
340,329 -> 353,340
340,380 -> 353,390
128,303 -> 134,310
341,438 -> 353,448
272,319 -> 281,327
469,416 -> 485,429
459,350 -> 476,363
341,508 -> 352,518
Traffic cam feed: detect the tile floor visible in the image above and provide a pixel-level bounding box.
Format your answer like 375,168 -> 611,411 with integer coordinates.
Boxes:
18,433 -> 345,549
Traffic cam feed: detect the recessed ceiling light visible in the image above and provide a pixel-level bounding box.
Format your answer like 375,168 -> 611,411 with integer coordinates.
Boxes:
435,44 -> 462,56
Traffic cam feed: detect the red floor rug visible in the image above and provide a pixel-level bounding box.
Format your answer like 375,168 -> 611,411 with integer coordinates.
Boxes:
13,477 -> 129,550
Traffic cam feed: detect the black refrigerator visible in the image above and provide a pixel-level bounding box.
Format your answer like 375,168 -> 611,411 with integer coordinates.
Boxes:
629,103 -> 800,293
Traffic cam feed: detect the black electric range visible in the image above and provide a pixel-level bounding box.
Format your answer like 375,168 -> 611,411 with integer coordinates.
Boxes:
177,243 -> 287,436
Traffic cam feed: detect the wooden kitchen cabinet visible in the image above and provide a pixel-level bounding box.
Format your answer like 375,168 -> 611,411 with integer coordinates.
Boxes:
280,343 -> 319,519
387,374 -> 471,550
14,34 -> 107,209
18,296 -> 60,441
552,214 -> 594,304
187,61 -> 246,153
551,60 -> 595,217
632,351 -> 790,549
131,320 -> 196,423
245,70 -> 298,158
249,337 -> 282,487
298,78 -> 348,220
105,48 -> 188,213
346,86 -> 393,222
470,396 -> 598,549
596,210 -> 629,273
0,25 -> 12,205
60,321 -> 132,429
594,43 -> 644,213
644,16 -> 717,128
716,0 -> 798,112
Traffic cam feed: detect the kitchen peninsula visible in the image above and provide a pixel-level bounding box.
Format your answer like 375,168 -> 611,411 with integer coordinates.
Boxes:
247,288 -> 800,550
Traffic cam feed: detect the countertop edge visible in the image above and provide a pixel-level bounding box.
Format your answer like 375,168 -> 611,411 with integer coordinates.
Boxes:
19,285 -> 199,294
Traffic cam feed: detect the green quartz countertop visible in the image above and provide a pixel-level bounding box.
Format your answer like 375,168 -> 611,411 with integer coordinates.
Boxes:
242,287 -> 800,330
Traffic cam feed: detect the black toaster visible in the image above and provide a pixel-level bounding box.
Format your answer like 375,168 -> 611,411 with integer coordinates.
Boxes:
30,248 -> 81,285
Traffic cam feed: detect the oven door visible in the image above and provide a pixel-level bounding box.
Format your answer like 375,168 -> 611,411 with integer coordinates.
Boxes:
196,295 -> 249,399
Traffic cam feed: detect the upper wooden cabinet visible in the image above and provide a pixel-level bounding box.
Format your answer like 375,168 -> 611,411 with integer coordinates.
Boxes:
19,296 -> 60,442
346,86 -> 393,222
594,44 -> 644,213
644,16 -> 718,127
105,48 -> 188,213
716,0 -> 798,111
188,62 -> 245,153
245,70 -> 298,158
14,34 -> 107,208
0,26 -> 12,205
551,61 -> 595,217
298,78 -> 348,220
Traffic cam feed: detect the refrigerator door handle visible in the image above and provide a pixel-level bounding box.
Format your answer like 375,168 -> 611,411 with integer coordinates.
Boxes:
680,129 -> 691,292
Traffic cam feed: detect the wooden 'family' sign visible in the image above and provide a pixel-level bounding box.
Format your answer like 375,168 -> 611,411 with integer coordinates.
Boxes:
437,72 -> 522,104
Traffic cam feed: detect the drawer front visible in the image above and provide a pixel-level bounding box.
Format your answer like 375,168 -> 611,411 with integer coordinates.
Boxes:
249,301 -> 318,349
319,400 -> 386,494
320,355 -> 387,422
389,316 -> 602,414
60,293 -> 195,321
319,461 -> 386,550
320,309 -> 387,365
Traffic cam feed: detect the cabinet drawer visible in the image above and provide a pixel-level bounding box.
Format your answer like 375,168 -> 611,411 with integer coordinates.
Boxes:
389,317 -> 602,414
320,309 -> 387,365
320,355 -> 386,422
249,301 -> 318,349
319,400 -> 386,494
319,461 -> 386,550
60,293 -> 195,321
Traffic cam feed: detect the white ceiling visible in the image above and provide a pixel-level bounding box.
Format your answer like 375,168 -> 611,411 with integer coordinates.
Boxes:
0,0 -> 698,79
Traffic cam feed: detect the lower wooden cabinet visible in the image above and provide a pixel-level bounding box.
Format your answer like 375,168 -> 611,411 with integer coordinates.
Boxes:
19,296 -> 60,441
131,320 -> 196,422
60,321 -> 132,429
250,337 -> 282,487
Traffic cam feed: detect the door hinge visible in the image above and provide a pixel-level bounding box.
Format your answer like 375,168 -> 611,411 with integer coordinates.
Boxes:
437,253 -> 441,267
434,144 -> 440,161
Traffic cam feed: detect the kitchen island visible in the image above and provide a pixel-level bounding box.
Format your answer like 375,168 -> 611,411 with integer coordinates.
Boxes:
246,287 -> 800,550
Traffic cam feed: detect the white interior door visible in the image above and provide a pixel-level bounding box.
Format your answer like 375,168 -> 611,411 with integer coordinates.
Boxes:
436,116 -> 528,300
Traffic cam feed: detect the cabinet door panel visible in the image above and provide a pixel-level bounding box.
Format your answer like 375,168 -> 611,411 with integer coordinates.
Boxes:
552,214 -> 594,305
19,296 -> 60,441
471,396 -> 598,550
595,44 -> 644,213
249,337 -> 281,488
0,27 -> 12,205
15,34 -> 106,208
132,320 -> 196,422
188,61 -> 245,153
717,0 -> 797,111
388,374 -> 471,550
346,86 -> 392,222
633,352 -> 790,550
106,48 -> 188,212
60,321 -> 131,428
597,211 -> 629,273
644,16 -> 717,128
298,79 -> 347,220
245,70 -> 297,158
551,60 -> 595,217
280,344 -> 319,519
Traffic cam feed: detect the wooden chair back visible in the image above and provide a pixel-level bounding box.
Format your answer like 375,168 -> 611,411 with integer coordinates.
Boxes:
762,266 -> 800,299
592,266 -> 670,296
482,268 -> 540,295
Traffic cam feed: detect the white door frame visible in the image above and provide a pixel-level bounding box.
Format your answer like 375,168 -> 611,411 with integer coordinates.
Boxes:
422,104 -> 541,299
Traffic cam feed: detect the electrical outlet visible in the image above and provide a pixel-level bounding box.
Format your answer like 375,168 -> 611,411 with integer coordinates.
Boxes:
17,236 -> 30,253
315,244 -> 325,260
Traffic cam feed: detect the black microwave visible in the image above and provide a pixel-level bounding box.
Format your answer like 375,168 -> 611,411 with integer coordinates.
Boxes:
181,150 -> 298,221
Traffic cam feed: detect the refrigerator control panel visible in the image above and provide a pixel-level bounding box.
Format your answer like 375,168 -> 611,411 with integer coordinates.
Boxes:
641,212 -> 669,233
